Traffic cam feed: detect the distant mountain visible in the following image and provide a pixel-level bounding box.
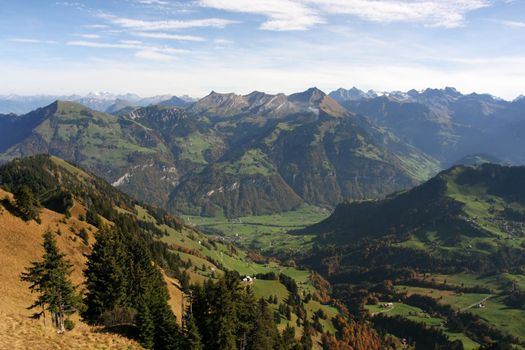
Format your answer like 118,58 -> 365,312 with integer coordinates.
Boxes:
0,93 -> 193,114
0,89 -> 439,217
453,153 -> 503,166
331,87 -> 525,165
158,95 -> 192,108
168,88 -> 438,216
0,101 -> 177,208
329,87 -> 373,102
0,95 -> 60,114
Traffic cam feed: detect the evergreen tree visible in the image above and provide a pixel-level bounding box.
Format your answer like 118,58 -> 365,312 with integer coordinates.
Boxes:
298,321 -> 313,350
20,231 -> 81,333
185,315 -> 203,350
136,299 -> 155,349
282,325 -> 296,350
248,299 -> 279,350
14,185 -> 40,221
83,228 -> 129,323
83,227 -> 182,349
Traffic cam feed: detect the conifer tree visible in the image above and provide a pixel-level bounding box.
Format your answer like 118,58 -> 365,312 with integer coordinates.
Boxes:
185,315 -> 203,350
14,185 -> 40,221
136,299 -> 155,349
248,299 -> 279,350
20,231 -> 81,333
83,228 -> 129,323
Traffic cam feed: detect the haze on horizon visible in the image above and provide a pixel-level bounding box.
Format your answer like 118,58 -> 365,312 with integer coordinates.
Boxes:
1,0 -> 524,99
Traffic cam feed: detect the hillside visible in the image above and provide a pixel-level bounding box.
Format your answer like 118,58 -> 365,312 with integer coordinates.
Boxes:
0,101 -> 177,208
299,163 -> 525,349
0,155 -> 345,349
0,89 -> 440,218
0,187 -> 143,349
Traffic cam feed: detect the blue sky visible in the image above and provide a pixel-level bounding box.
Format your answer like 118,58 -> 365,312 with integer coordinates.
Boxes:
1,0 -> 524,99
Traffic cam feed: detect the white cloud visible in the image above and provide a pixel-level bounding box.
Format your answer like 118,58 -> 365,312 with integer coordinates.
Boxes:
120,40 -> 143,45
66,40 -> 189,61
78,34 -> 101,39
307,0 -> 490,28
200,0 -> 490,30
82,24 -> 109,29
496,19 -> 525,28
8,38 -> 59,44
136,0 -> 169,5
214,38 -> 234,44
132,32 -> 206,42
199,0 -> 323,31
135,49 -> 176,61
100,13 -> 237,30
67,40 -> 141,49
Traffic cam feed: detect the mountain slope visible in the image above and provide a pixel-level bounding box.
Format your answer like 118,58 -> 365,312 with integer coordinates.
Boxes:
0,89 -> 440,217
0,101 -> 178,208
168,88 -> 438,216
0,155 -> 342,348
302,163 -> 525,272
299,163 -> 525,349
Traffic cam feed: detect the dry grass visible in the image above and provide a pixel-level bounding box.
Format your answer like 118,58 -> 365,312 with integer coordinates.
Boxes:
0,312 -> 141,350
0,188 -> 187,348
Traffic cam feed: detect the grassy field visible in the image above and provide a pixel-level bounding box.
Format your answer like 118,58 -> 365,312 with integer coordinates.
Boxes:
155,206 -> 340,339
185,205 -> 330,254
395,281 -> 525,344
366,301 -> 481,349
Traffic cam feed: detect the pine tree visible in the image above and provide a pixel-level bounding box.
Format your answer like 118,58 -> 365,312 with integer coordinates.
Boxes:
83,228 -> 129,323
14,185 -> 40,221
20,231 -> 81,333
299,320 -> 313,350
184,315 -> 203,350
137,299 -> 155,349
248,299 -> 279,350
282,325 -> 296,350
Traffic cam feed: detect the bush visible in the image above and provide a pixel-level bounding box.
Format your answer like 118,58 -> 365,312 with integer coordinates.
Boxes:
78,228 -> 89,246
64,319 -> 75,331
102,307 -> 137,327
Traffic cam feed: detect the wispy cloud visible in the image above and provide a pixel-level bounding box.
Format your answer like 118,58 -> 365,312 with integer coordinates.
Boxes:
200,0 -> 490,30
132,32 -> 206,42
100,13 -> 237,30
67,40 -> 141,49
214,38 -> 234,44
8,38 -> 59,44
135,49 -> 175,61
308,0 -> 490,28
199,0 -> 323,31
66,40 -> 189,62
82,24 -> 109,29
78,34 -> 101,39
136,0 -> 169,5
495,19 -> 525,28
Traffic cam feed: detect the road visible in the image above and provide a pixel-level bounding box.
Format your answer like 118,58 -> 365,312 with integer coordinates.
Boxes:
461,295 -> 492,311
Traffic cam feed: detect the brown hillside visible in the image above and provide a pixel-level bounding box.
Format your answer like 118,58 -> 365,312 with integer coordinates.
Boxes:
0,188 -> 181,348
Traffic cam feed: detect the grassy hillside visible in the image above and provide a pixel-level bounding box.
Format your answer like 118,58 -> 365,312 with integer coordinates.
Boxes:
0,155 -> 341,348
300,163 -> 525,349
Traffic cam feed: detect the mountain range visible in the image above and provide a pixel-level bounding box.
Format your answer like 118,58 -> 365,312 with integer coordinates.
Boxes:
0,86 -> 523,218
331,87 -> 525,165
0,93 -> 195,115
0,88 -> 440,217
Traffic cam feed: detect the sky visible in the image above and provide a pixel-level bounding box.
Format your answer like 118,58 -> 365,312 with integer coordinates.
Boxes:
0,0 -> 524,99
